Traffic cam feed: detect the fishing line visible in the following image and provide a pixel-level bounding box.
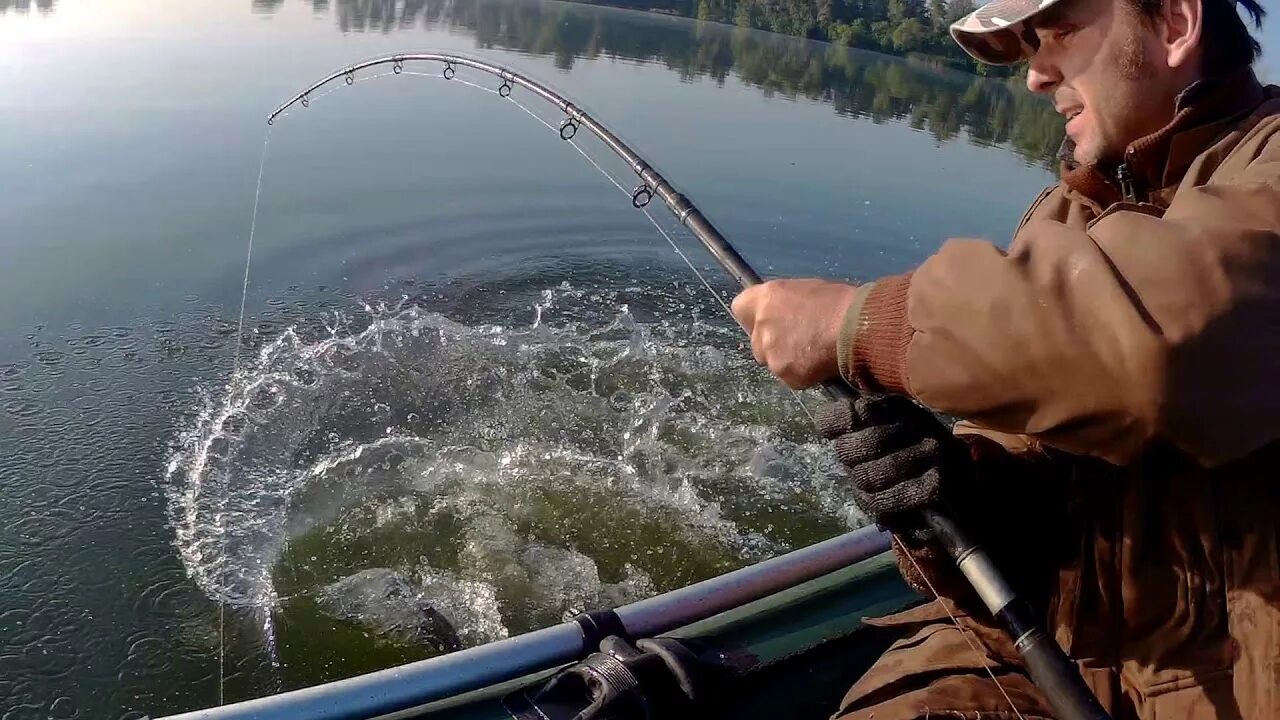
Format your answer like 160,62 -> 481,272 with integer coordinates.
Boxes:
219,67 -> 414,704
221,130 -> 274,706
221,63 -> 824,699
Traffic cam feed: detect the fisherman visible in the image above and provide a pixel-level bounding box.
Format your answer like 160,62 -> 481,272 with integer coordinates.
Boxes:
731,0 -> 1280,716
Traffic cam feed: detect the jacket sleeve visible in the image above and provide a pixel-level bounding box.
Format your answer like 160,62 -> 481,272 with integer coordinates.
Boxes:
840,138 -> 1280,466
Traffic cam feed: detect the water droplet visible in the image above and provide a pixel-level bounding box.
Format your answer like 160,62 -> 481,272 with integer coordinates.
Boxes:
407,412 -> 420,423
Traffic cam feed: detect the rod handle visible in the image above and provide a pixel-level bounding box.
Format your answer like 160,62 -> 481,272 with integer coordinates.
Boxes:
1013,622 -> 1111,720
923,510 -> 1111,720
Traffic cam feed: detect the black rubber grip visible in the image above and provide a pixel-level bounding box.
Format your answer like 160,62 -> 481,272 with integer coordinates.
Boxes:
573,610 -> 628,652
1001,605 -> 1111,720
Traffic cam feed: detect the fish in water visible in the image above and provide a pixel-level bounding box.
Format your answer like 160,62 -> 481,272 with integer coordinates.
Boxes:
318,568 -> 465,653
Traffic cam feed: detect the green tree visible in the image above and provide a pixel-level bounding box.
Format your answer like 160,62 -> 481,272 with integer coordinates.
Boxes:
945,0 -> 976,22
885,0 -> 923,23
891,17 -> 927,51
928,0 -> 946,29
697,0 -> 734,22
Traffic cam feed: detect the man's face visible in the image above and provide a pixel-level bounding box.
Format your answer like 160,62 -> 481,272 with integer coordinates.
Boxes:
1025,0 -> 1183,167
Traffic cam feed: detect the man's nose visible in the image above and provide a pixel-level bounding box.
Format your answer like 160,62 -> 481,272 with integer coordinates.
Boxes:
1025,56 -> 1060,95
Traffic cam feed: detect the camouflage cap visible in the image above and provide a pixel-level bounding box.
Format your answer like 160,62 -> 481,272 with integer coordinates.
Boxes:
950,0 -> 1058,65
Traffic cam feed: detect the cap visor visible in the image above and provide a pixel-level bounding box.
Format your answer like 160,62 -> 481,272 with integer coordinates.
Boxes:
949,0 -> 1059,65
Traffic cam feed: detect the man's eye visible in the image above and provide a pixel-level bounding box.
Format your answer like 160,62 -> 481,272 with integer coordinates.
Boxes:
1053,26 -> 1078,41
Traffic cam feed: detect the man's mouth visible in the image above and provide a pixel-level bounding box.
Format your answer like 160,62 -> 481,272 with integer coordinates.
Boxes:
1058,106 -> 1085,138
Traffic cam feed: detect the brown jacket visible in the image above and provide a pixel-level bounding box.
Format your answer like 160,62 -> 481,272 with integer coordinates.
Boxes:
836,68 -> 1280,719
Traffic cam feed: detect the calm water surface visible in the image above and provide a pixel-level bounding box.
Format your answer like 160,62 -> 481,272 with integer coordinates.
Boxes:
0,0 -> 1058,716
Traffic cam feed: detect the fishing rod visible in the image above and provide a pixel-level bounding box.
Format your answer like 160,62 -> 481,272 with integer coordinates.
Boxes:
268,52 -> 1108,720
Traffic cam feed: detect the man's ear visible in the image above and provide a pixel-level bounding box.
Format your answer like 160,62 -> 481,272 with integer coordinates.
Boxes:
1161,0 -> 1203,70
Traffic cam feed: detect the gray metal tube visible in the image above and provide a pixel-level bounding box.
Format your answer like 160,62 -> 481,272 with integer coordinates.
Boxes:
618,525 -> 890,638
161,623 -> 585,720
156,527 -> 890,720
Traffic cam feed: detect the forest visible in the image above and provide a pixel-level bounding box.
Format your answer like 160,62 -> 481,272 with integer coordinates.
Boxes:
576,0 -> 1016,74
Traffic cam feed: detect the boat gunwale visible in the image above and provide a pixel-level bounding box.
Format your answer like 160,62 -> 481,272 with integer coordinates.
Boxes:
157,527 -> 892,720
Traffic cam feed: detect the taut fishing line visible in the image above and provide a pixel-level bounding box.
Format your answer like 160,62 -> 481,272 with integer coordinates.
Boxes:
219,53 -> 1024,715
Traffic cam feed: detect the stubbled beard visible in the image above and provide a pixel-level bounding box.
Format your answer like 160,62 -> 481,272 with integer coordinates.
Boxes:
1065,124 -> 1118,169
1084,30 -> 1153,166
1117,32 -> 1148,81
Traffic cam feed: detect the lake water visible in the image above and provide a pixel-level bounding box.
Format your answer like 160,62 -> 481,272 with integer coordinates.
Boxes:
0,0 -> 1059,716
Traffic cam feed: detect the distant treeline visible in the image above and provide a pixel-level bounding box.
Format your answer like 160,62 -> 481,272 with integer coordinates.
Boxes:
569,0 -> 1017,75
0,0 -> 56,12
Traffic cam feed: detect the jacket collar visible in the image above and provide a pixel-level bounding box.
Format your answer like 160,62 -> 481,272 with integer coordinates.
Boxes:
1060,66 -> 1266,207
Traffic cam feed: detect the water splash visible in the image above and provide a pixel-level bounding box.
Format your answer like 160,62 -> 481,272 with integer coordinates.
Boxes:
165,283 -> 866,660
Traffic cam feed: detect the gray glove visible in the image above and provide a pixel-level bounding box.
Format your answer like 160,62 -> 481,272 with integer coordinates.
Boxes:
815,394 -> 967,545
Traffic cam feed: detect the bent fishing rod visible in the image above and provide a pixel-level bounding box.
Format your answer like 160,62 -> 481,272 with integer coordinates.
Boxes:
269,53 -> 1109,720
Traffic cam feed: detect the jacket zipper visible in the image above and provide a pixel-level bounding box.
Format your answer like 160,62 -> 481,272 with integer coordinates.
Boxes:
1116,162 -> 1138,202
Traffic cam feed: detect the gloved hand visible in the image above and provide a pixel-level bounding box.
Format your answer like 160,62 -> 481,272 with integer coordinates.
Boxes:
816,394 -> 1070,610
815,393 -> 968,546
